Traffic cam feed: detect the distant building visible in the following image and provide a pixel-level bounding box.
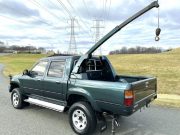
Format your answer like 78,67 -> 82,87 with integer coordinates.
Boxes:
3,50 -> 16,53
47,50 -> 55,55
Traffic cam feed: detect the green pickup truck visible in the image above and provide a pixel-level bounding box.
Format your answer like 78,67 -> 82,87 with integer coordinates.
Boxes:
9,1 -> 159,135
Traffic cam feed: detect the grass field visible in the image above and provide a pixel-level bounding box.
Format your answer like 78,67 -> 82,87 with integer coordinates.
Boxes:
0,54 -> 48,76
108,48 -> 180,95
0,48 -> 179,96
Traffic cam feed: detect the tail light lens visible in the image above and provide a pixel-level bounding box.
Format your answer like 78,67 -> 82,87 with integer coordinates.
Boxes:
124,90 -> 134,107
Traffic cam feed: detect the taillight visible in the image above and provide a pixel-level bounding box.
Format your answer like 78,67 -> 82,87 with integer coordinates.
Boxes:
124,90 -> 134,107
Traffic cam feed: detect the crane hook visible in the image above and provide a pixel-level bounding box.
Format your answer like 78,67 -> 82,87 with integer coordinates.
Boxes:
155,28 -> 161,41
155,0 -> 161,41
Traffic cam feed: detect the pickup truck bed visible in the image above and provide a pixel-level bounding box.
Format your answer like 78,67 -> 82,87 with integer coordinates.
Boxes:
69,70 -> 157,116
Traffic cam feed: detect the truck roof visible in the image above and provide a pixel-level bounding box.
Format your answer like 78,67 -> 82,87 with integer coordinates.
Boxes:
40,55 -> 80,61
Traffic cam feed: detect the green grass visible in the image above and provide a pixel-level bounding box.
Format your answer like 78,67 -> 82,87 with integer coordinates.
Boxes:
154,94 -> 180,108
0,54 -> 48,76
108,48 -> 180,95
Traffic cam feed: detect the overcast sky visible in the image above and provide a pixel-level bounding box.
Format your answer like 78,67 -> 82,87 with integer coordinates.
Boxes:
0,0 -> 180,54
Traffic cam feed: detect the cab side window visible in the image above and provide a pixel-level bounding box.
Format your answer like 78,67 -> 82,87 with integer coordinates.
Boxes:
47,61 -> 65,78
31,61 -> 48,76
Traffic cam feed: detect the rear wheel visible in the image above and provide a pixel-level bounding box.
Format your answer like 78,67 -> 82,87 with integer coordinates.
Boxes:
11,88 -> 26,109
69,101 -> 97,135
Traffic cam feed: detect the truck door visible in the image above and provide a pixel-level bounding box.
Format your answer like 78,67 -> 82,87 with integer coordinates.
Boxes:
20,60 -> 48,96
42,60 -> 65,101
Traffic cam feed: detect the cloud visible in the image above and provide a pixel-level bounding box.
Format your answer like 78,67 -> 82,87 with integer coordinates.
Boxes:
0,0 -> 40,18
75,0 -> 149,21
0,0 -> 180,54
0,34 -> 53,41
164,8 -> 180,28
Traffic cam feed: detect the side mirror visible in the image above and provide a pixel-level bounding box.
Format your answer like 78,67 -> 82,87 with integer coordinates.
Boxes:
23,69 -> 29,75
29,71 -> 38,76
114,75 -> 119,81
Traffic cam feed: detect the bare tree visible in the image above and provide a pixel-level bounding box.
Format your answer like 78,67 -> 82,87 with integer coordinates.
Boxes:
109,46 -> 163,55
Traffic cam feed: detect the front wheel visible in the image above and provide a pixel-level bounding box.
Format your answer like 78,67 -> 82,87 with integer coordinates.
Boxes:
68,101 -> 97,135
11,88 -> 25,109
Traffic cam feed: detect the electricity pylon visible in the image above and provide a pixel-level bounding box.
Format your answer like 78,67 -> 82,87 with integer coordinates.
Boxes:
91,19 -> 104,55
68,18 -> 78,54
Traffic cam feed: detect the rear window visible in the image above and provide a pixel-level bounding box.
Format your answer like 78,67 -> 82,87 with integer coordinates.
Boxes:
95,60 -> 103,70
78,59 -> 103,72
47,61 -> 65,78
86,59 -> 95,71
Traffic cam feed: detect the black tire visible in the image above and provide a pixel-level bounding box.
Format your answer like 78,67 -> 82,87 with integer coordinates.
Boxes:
23,102 -> 30,106
69,101 -> 97,135
11,88 -> 25,109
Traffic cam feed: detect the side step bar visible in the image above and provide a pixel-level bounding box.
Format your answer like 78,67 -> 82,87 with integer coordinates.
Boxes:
24,98 -> 65,112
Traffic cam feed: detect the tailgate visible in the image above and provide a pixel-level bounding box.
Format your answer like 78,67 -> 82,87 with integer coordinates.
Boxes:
132,77 -> 157,104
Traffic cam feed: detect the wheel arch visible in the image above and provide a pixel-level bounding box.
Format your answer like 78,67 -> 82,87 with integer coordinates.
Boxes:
67,89 -> 101,112
9,82 -> 20,92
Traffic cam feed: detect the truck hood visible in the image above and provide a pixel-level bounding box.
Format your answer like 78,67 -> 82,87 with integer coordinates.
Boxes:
11,74 -> 22,82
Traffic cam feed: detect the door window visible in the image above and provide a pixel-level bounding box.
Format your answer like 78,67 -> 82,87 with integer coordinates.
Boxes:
31,61 -> 48,76
47,61 -> 65,78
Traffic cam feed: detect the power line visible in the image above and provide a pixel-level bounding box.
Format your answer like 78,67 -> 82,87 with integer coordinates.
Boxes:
28,0 -> 77,50
47,0 -> 69,20
104,0 -> 108,19
0,1 -> 72,49
1,2 -> 52,26
101,0 -> 111,37
56,0 -> 73,18
30,0 -> 66,22
0,14 -> 68,44
66,0 -> 94,41
106,0 -> 111,20
82,0 -> 91,18
57,0 -> 93,38
99,0 -> 107,19
0,14 -> 27,25
66,0 -> 76,16
29,0 -> 70,34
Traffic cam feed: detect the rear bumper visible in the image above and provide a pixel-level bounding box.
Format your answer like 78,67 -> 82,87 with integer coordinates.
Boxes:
121,93 -> 157,116
95,93 -> 157,116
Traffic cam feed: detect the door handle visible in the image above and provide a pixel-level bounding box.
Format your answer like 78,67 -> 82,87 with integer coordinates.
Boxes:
55,81 -> 61,84
37,79 -> 42,81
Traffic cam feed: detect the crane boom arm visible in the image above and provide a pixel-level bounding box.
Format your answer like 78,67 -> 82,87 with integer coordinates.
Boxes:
86,1 -> 159,55
72,1 -> 159,74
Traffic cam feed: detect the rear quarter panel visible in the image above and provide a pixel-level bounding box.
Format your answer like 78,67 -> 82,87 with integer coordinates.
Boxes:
68,79 -> 130,113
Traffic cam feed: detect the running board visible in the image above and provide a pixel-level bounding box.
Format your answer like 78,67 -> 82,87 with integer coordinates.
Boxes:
24,98 -> 65,112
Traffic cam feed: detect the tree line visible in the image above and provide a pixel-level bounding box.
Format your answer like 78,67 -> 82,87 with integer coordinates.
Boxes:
0,44 -> 45,53
109,46 -> 163,55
